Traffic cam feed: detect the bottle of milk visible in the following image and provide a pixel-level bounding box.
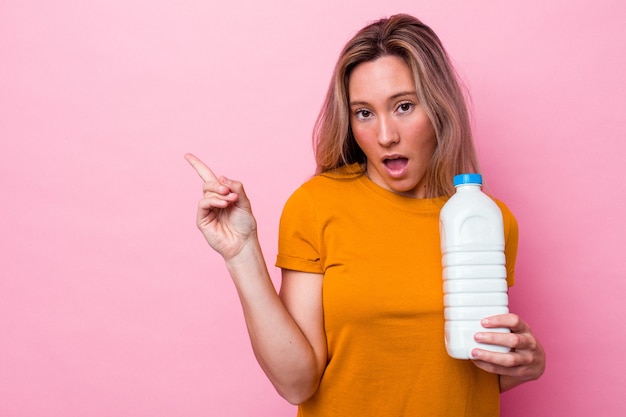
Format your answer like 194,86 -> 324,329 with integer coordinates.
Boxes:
439,173 -> 510,360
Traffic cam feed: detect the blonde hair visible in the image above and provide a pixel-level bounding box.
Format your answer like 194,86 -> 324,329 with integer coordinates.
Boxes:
313,14 -> 480,197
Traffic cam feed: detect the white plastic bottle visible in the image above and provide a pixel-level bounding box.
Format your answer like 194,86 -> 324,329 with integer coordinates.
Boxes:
439,173 -> 510,359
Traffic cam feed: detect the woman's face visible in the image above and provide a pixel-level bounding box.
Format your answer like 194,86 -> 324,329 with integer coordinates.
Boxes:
348,55 -> 436,198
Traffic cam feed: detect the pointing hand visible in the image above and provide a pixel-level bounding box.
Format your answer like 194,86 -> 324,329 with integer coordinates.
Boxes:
185,153 -> 257,260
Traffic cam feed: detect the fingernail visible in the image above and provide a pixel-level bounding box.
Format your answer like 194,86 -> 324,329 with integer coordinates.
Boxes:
472,349 -> 481,359
475,332 -> 484,341
481,318 -> 490,326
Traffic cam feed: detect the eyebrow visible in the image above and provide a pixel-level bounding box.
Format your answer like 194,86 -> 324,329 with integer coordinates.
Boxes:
349,91 -> 418,107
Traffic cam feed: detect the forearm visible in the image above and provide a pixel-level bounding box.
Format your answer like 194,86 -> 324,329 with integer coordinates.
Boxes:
224,239 -> 323,403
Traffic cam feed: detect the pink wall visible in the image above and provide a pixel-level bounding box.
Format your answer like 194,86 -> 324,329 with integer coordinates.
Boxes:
1,1 -> 624,415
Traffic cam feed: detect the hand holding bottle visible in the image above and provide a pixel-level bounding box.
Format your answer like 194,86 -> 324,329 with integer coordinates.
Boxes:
470,313 -> 546,391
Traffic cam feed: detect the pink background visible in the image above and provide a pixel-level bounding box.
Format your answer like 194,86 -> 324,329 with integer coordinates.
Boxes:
1,0 -> 625,416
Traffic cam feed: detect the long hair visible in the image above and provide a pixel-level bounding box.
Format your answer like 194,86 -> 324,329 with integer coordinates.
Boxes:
313,14 -> 480,197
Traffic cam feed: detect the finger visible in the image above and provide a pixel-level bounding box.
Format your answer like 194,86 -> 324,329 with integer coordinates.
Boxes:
471,356 -> 521,376
184,153 -> 219,183
198,195 -> 233,211
475,330 -> 525,350
196,199 -> 218,226
196,195 -> 235,227
470,358 -> 499,375
481,313 -> 527,333
219,177 -> 251,210
203,180 -> 234,197
471,348 -> 532,371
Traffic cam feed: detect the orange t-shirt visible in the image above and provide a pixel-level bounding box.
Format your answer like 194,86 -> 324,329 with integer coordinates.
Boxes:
276,165 -> 518,417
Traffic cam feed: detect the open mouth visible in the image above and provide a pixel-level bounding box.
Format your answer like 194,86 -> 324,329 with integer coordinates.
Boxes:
383,157 -> 408,172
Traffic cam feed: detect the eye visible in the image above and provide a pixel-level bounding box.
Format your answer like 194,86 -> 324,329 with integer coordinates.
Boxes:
355,109 -> 373,121
397,101 -> 414,114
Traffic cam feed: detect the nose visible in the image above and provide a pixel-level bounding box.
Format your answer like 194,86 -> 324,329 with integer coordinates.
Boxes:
378,116 -> 399,146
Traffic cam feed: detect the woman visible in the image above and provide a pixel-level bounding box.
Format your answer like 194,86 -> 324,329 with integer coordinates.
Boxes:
186,13 -> 545,416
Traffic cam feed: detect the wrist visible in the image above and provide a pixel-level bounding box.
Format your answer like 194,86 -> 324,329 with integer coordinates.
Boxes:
224,236 -> 264,273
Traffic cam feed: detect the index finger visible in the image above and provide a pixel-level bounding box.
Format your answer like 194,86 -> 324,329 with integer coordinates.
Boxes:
184,153 -> 218,182
482,313 -> 526,332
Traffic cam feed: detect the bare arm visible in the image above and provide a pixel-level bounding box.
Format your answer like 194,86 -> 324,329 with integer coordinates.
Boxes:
277,269 -> 327,401
226,247 -> 326,403
185,153 -> 326,404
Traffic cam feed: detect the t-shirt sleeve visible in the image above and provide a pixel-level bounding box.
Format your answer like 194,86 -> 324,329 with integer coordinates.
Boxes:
275,186 -> 323,274
496,200 -> 519,287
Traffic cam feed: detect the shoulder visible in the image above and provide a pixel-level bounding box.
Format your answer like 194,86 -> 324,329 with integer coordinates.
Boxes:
280,164 -> 365,223
288,163 -> 365,200
492,198 -> 516,221
491,197 -> 519,238
492,197 -> 513,215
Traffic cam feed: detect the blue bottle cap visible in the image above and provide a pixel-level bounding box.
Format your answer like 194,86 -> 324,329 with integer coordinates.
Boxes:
453,173 -> 482,186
